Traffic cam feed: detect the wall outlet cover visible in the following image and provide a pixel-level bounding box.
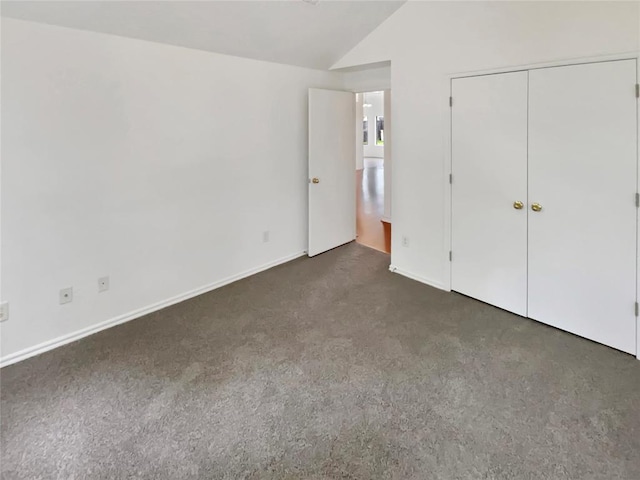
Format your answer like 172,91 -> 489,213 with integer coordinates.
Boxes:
59,287 -> 73,305
98,276 -> 110,292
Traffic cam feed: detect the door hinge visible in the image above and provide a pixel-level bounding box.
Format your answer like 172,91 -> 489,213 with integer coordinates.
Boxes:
449,96 -> 453,107
449,251 -> 452,262
636,192 -> 639,208
449,173 -> 453,184
635,302 -> 639,317
636,84 -> 639,98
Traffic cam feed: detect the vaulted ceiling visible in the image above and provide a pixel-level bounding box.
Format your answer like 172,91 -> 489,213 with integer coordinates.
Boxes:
1,1 -> 405,70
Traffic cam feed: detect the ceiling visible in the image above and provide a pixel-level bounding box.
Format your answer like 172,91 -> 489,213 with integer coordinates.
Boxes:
1,1 -> 405,70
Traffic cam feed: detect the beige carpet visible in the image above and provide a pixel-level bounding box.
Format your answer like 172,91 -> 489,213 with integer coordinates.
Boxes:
2,243 -> 639,479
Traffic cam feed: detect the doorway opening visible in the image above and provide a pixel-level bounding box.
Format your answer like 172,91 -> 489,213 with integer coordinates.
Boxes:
355,91 -> 391,254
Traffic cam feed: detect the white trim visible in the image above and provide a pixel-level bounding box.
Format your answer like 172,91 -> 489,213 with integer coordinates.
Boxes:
344,86 -> 390,94
0,251 -> 307,368
442,73 -> 453,292
447,51 -> 638,80
389,264 -> 449,292
636,51 -> 640,361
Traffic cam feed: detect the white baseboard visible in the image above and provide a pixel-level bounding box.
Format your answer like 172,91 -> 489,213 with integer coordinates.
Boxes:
388,265 -> 449,292
0,251 -> 307,368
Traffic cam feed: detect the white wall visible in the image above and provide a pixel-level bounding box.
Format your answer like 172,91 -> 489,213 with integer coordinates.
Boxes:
333,0 -> 639,289
342,64 -> 390,93
382,89 -> 392,222
355,93 -> 364,170
363,91 -> 384,158
0,18 -> 343,363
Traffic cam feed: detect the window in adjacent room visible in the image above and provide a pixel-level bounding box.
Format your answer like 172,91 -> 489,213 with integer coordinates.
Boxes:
376,116 -> 384,146
363,117 -> 369,145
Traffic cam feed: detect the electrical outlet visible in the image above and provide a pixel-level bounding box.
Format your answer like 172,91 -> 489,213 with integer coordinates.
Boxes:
263,231 -> 270,243
0,302 -> 9,322
402,236 -> 410,247
98,276 -> 109,293
59,287 -> 73,305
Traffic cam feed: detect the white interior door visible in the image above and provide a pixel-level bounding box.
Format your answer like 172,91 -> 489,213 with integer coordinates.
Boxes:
451,71 -> 529,316
308,88 -> 356,257
528,60 -> 637,354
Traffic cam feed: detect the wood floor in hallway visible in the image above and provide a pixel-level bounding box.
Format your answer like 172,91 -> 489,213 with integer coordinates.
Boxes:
356,157 -> 391,254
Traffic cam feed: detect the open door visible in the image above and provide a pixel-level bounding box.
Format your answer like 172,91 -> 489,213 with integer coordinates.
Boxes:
308,88 -> 356,257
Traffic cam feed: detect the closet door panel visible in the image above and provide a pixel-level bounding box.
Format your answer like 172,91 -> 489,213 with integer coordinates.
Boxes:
451,72 -> 529,316
528,60 -> 637,354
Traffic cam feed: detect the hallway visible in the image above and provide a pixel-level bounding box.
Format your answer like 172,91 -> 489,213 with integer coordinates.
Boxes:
356,157 -> 391,253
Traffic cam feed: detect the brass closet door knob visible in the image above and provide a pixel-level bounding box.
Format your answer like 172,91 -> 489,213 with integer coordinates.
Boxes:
513,201 -> 524,210
531,203 -> 543,212
312,178 -> 320,184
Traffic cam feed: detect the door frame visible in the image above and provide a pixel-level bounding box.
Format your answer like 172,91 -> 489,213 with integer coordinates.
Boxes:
442,51 -> 639,359
352,88 -> 393,225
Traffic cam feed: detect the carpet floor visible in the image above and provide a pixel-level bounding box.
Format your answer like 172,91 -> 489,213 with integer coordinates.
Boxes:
1,243 -> 639,479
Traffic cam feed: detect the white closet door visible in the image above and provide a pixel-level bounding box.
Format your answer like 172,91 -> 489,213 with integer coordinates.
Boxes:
451,71 -> 529,316
528,60 -> 637,354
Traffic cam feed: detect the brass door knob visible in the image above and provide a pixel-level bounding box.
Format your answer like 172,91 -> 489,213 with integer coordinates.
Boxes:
312,178 -> 320,184
531,203 -> 543,212
513,201 -> 524,210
